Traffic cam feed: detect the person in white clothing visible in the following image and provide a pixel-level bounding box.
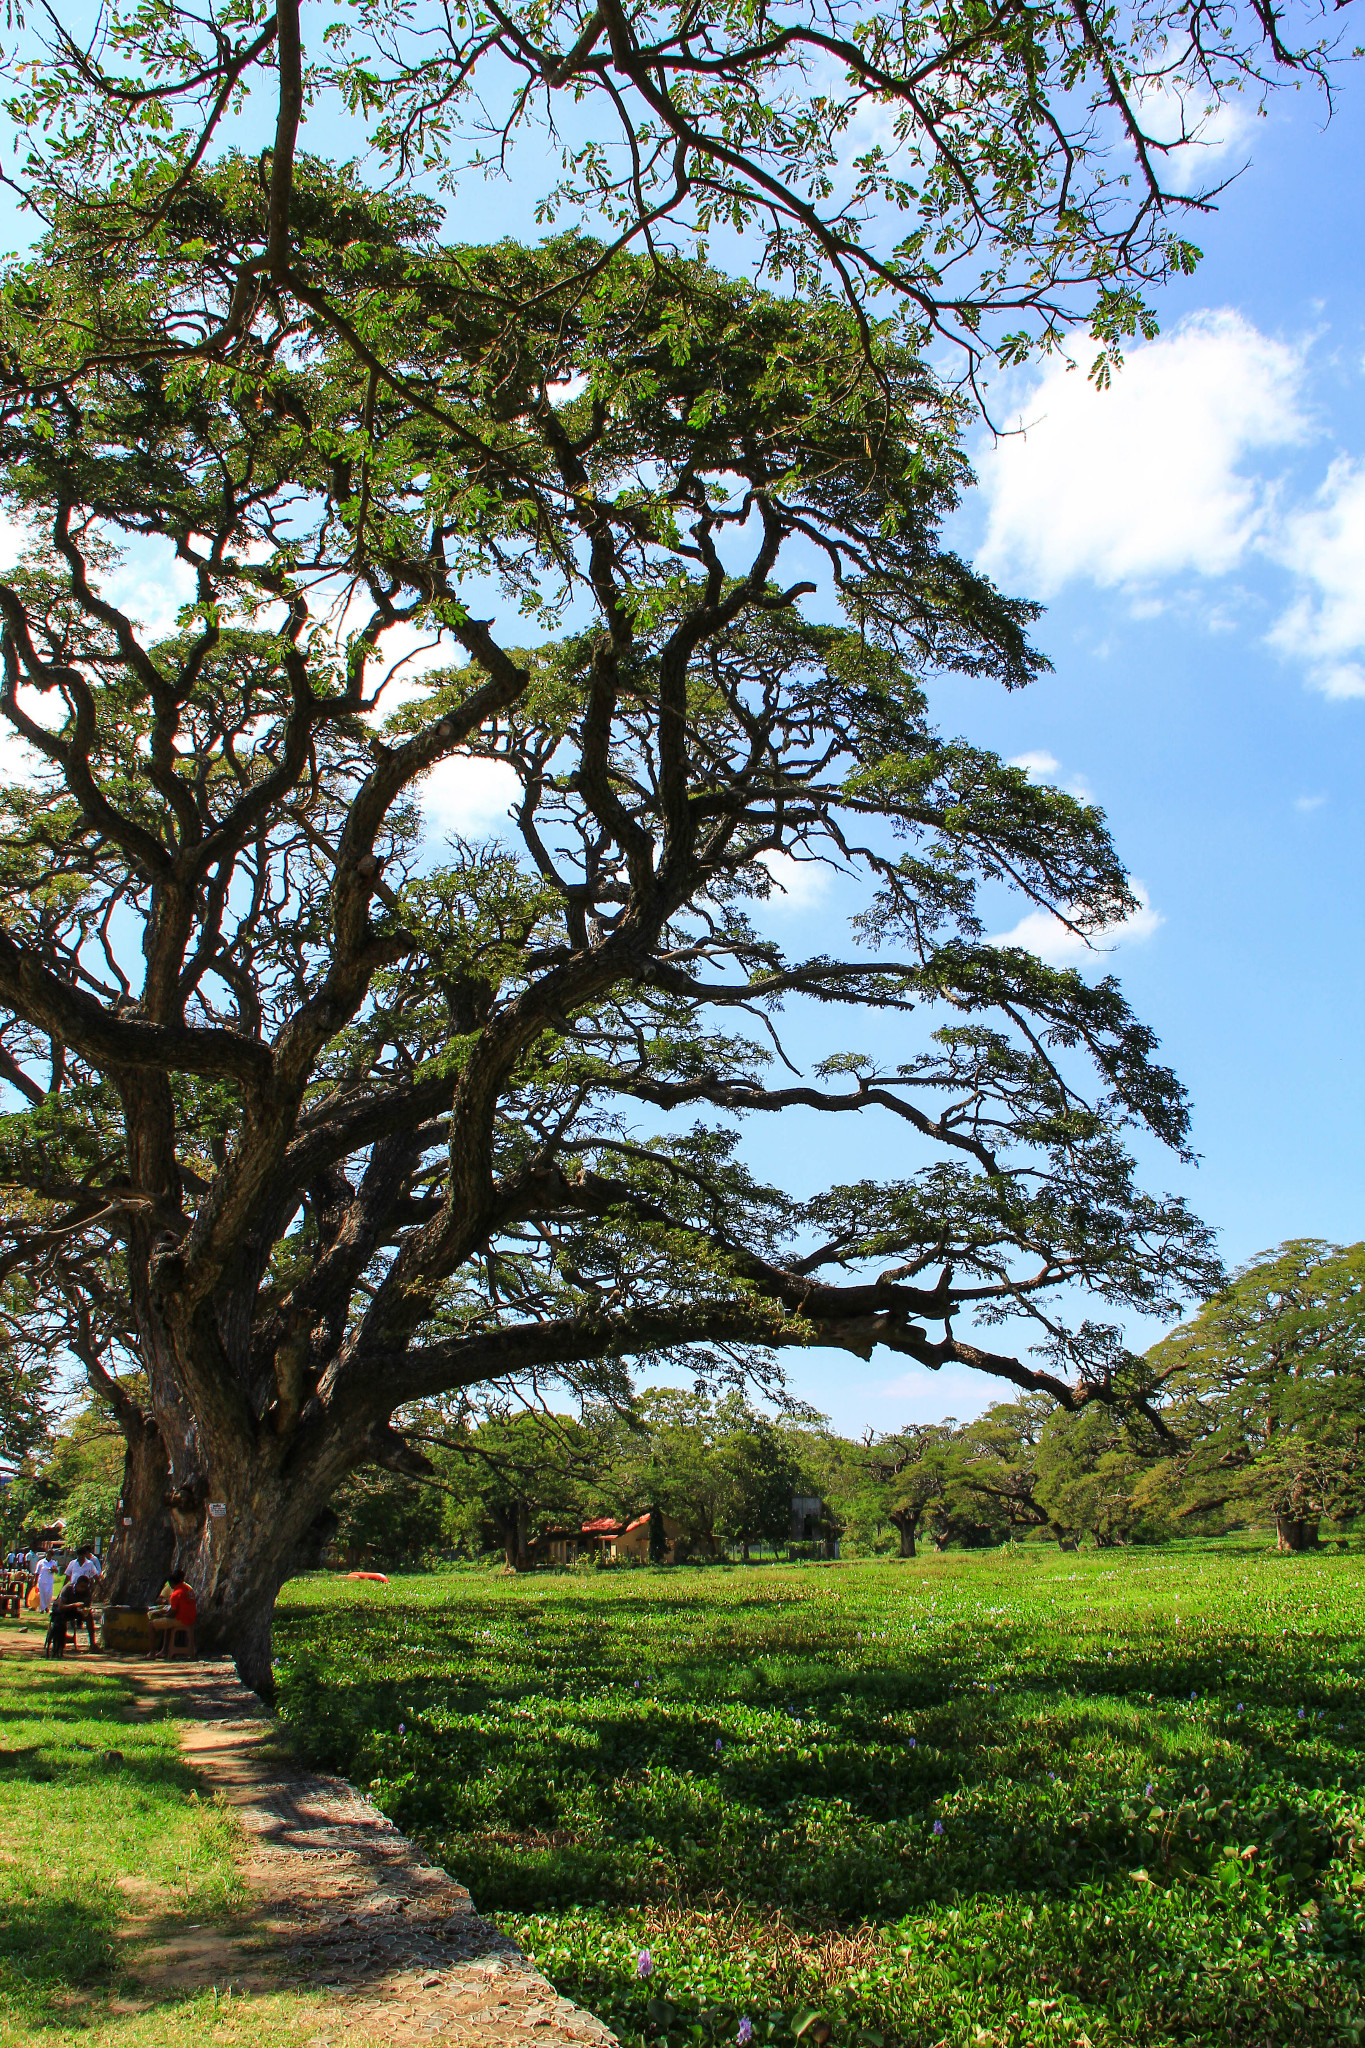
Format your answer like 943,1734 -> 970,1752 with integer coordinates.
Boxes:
34,1555 -> 55,1613
67,1546 -> 100,1588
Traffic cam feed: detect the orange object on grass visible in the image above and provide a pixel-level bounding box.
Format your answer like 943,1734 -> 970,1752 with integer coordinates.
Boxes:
346,1571 -> 389,1583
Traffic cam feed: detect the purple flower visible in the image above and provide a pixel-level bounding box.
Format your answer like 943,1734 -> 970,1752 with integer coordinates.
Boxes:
397,1723 -> 405,1736
635,1951 -> 653,1980
933,1820 -> 944,1836
737,2021 -> 754,2046
1297,1706 -> 1306,1720
1145,1782 -> 1154,1798
634,1680 -> 640,1691
715,1737 -> 723,1754
908,1736 -> 916,1748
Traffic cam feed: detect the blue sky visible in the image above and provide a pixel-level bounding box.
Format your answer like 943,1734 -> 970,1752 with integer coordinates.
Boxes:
603,70 -> 1365,1434
749,77 -> 1365,1431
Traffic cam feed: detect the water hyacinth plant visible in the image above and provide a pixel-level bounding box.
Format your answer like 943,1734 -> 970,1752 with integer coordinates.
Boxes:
276,1543 -> 1365,2048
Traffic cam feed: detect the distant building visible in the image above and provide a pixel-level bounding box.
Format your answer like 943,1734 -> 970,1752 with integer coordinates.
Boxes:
789,1494 -> 839,1558
535,1512 -> 686,1565
790,1495 -> 823,1541
615,1512 -> 685,1563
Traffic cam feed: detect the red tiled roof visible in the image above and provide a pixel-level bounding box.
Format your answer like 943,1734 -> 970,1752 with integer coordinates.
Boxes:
580,1518 -> 623,1534
624,1515 -> 650,1532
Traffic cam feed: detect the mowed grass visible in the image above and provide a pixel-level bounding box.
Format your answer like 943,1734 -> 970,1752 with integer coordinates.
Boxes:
274,1542 -> 1365,2048
0,1621 -> 358,2048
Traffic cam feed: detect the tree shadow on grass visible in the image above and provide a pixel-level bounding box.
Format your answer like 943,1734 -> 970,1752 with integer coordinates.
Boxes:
0,1885 -> 124,2029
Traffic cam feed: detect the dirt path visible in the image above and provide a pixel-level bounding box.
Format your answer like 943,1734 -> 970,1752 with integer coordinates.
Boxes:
69,1638 -> 617,2047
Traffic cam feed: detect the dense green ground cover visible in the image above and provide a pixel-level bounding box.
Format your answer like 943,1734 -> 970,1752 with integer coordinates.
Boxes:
274,1542 -> 1365,2048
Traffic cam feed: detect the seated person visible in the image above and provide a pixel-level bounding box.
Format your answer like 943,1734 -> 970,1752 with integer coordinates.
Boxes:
44,1576 -> 88,1658
67,1545 -> 101,1597
149,1570 -> 198,1653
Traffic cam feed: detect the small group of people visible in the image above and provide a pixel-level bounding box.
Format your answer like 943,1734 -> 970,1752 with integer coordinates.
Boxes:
40,1545 -> 103,1657
26,1545 -> 198,1660
29,1542 -> 101,1611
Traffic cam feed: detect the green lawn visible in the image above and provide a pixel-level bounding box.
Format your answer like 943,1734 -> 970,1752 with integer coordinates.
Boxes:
0,1621 -> 340,2048
274,1541 -> 1365,2048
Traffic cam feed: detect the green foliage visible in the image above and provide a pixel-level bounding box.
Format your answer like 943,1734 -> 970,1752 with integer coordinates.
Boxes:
853,1423 -> 962,1554
1147,1241 -> 1365,1539
437,1408 -> 608,1564
601,1391 -> 735,1554
275,1545 -> 1365,2048
329,1465 -> 448,1567
2,0 -> 1349,385
1034,1404 -> 1151,1548
0,142 -> 1219,1668
715,1400 -> 807,1555
3,1404 -> 123,1553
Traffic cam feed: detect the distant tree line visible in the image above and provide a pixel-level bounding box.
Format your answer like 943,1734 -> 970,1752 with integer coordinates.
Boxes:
261,1239 -> 1365,1566
7,1241 -> 1360,1568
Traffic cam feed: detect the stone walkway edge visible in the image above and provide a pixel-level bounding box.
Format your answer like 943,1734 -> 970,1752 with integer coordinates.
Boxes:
130,1655 -> 618,2046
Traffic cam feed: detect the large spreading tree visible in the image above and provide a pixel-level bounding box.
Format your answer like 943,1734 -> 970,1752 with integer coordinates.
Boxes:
0,156 -> 1226,1691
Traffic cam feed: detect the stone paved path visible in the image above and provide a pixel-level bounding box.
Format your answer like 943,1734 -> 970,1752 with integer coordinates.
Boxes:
128,1656 -> 618,2047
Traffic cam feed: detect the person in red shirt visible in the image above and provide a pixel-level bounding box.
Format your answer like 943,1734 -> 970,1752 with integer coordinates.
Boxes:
150,1569 -> 198,1655
165,1572 -> 197,1627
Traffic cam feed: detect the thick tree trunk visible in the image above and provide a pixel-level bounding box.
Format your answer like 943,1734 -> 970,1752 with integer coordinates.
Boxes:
103,1413 -> 175,1606
104,1366 -> 357,1702
492,1499 -> 532,1570
184,1477 -> 343,1701
890,1510 -> 917,1558
1275,1515 -> 1319,1552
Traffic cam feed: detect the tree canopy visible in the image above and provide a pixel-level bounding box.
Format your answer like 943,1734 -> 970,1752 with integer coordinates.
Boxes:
0,159 -> 1220,1687
3,0 -> 1355,392
1143,1240 -> 1365,1548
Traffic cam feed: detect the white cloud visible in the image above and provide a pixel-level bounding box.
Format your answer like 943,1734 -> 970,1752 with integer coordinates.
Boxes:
1294,794 -> 1327,812
420,755 -> 522,837
990,882 -> 1162,967
1312,666 -> 1365,700
1132,80 -> 1253,195
1268,457 -> 1365,699
757,849 -> 833,916
977,311 -> 1309,593
1008,750 -> 1059,777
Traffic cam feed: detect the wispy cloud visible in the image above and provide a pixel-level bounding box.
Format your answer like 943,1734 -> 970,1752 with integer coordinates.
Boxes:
990,883 -> 1163,967
420,755 -> 522,837
1008,749 -> 1059,777
974,310 -> 1365,707
757,849 -> 833,917
1268,457 -> 1365,700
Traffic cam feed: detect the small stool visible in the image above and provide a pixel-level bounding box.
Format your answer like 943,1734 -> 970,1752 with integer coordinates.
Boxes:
163,1623 -> 196,1660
